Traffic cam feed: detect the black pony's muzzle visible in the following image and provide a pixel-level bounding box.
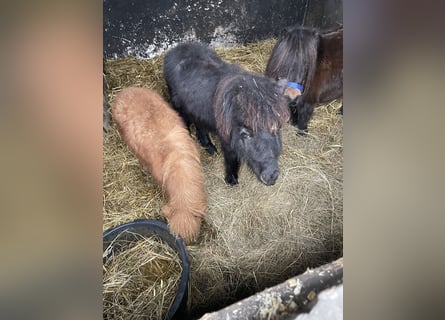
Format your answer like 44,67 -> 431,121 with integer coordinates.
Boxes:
259,168 -> 279,186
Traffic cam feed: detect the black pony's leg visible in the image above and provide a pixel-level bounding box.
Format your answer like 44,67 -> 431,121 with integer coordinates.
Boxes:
288,100 -> 299,127
196,126 -> 217,155
222,145 -> 240,185
297,101 -> 315,134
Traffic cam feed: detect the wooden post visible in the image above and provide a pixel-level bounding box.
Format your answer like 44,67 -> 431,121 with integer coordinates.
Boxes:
199,258 -> 343,320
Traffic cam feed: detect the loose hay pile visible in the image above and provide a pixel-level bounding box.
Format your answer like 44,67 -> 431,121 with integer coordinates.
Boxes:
103,233 -> 182,319
104,39 -> 343,317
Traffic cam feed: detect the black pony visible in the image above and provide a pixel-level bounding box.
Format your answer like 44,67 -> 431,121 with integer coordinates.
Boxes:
265,25 -> 343,132
163,42 -> 290,186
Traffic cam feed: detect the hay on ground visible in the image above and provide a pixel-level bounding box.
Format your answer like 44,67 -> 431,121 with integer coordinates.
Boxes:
103,232 -> 182,319
103,39 -> 343,317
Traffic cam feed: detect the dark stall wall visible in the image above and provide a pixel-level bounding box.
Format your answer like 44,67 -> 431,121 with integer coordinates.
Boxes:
304,0 -> 343,29
104,0 -> 342,58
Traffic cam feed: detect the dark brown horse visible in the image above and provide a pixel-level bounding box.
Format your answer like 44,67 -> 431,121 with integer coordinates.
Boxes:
265,25 -> 343,132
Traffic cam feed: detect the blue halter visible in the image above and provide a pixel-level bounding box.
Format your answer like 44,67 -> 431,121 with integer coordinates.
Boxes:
287,81 -> 304,92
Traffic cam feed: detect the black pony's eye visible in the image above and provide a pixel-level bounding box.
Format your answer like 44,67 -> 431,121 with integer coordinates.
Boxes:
240,128 -> 252,139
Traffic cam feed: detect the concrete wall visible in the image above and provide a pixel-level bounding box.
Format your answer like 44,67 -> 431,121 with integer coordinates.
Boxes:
103,0 -> 342,59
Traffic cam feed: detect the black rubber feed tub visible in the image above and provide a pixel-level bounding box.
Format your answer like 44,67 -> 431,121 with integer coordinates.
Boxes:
103,219 -> 190,320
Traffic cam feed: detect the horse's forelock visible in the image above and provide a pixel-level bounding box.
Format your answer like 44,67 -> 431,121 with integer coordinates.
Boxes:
215,75 -> 289,139
266,27 -> 319,92
236,77 -> 289,134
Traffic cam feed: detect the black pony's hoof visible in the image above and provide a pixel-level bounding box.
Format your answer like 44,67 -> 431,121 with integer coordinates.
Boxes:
297,128 -> 308,136
225,174 -> 238,186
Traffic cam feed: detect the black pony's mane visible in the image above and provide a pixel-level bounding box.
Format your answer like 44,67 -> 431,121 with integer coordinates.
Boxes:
213,73 -> 289,141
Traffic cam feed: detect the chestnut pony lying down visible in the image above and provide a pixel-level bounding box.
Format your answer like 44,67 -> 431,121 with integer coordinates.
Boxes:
112,87 -> 207,243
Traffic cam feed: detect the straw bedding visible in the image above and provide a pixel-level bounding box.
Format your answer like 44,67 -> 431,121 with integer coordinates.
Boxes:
103,233 -> 182,319
103,39 -> 343,317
